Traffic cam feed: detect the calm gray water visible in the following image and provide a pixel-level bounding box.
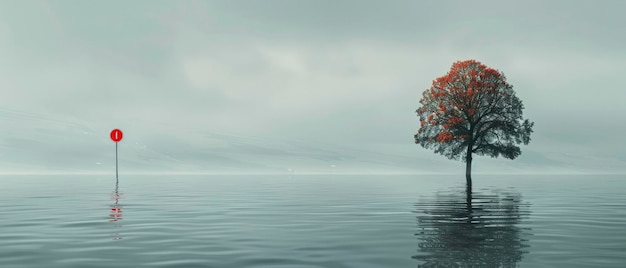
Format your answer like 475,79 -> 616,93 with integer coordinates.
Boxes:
0,174 -> 624,267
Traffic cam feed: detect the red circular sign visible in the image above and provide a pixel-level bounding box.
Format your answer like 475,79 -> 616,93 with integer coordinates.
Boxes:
110,129 -> 123,142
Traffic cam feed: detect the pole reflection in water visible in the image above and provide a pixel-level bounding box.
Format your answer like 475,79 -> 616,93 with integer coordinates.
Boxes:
109,176 -> 124,240
412,184 -> 532,267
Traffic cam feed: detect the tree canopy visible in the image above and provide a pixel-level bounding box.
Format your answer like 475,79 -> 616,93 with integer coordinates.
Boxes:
415,59 -> 534,181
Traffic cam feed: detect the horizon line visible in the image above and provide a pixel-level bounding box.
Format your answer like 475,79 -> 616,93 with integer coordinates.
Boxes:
0,171 -> 623,176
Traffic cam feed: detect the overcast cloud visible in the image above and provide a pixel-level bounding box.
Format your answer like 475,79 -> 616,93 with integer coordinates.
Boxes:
1,0 -> 624,174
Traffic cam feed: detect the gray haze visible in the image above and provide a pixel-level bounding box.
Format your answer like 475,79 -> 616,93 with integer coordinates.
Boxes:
1,0 -> 625,174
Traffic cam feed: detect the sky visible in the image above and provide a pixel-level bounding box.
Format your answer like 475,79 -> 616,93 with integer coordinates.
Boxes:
1,0 -> 625,175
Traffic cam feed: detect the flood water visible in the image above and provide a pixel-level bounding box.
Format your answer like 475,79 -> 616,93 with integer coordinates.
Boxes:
0,174 -> 625,267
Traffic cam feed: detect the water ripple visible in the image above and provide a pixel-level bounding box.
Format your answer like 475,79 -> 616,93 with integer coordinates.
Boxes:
0,174 -> 625,267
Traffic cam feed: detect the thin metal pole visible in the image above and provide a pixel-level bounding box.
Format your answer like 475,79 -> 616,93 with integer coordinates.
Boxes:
116,142 -> 118,180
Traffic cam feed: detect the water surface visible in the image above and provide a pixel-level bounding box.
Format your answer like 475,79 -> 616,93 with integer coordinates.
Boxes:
0,174 -> 624,267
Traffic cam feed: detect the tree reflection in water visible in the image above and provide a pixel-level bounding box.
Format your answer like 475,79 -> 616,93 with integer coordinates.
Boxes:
412,184 -> 532,267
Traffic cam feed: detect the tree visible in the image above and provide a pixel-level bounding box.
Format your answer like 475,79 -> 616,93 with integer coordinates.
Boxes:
414,59 -> 534,187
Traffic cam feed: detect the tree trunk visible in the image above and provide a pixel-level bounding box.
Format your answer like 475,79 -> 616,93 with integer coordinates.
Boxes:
465,145 -> 473,189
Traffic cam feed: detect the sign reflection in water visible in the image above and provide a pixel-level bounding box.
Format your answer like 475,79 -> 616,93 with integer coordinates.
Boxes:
109,176 -> 124,240
412,185 -> 532,267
